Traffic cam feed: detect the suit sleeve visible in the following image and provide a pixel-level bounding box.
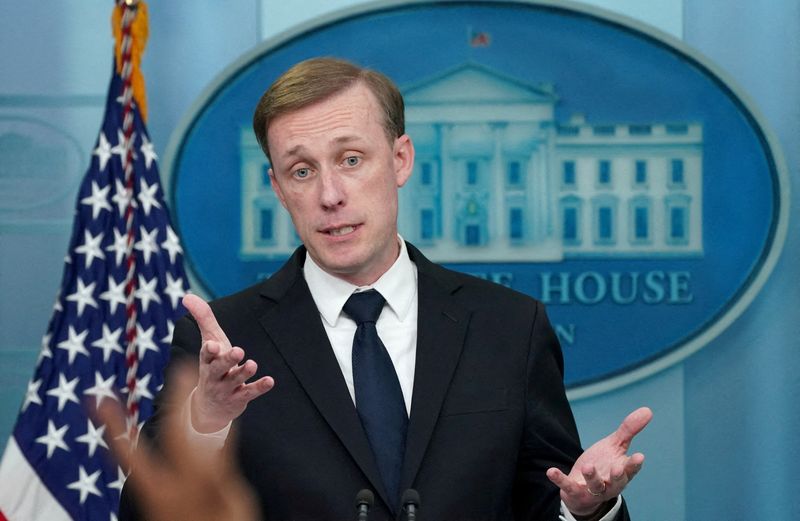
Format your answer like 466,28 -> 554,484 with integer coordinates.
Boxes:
512,300 -> 583,520
512,301 -> 631,521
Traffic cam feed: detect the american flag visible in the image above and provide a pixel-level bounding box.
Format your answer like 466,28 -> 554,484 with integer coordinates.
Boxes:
0,46 -> 188,521
469,28 -> 491,47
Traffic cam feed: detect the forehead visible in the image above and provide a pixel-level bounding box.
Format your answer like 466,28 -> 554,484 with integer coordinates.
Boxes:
267,83 -> 384,157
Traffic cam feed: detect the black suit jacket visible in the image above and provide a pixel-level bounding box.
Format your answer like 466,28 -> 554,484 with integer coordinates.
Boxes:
120,243 -> 629,521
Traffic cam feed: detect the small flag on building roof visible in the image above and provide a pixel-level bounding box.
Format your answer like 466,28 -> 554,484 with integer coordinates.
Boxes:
469,27 -> 491,47
0,1 -> 188,520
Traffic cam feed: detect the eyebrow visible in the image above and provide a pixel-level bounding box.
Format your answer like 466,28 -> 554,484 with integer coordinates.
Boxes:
281,135 -> 366,162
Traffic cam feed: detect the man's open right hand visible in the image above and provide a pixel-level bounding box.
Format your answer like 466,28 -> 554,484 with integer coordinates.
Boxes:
182,293 -> 275,433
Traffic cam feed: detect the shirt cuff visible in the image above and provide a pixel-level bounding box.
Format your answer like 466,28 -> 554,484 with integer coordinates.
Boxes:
183,387 -> 231,450
559,496 -> 622,521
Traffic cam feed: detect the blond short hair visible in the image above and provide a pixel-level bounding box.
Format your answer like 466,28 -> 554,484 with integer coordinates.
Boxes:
252,57 -> 405,162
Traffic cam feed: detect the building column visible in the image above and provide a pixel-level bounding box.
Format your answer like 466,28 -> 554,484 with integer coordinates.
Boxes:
491,123 -> 506,246
439,124 -> 455,246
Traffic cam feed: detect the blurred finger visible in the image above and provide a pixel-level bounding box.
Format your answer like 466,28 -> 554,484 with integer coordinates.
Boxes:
161,363 -> 210,474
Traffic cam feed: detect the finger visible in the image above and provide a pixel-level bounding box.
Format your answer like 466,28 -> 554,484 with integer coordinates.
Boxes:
183,293 -> 229,344
96,400 -> 166,496
161,363 -> 210,475
546,467 -> 583,497
225,359 -> 258,385
234,376 -> 276,402
95,400 -> 133,472
581,465 -> 607,496
612,406 -> 653,446
200,344 -> 242,379
624,453 -> 645,479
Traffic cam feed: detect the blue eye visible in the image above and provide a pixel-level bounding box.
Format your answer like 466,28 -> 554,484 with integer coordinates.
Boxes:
294,168 -> 310,179
345,156 -> 360,167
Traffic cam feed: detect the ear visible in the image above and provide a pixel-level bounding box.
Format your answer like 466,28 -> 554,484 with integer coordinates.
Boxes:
393,134 -> 415,188
268,168 -> 288,209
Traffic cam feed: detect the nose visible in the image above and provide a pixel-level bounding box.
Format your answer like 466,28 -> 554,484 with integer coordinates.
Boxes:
319,169 -> 345,209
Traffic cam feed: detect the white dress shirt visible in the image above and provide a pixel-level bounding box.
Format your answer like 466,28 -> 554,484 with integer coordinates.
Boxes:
303,238 -> 417,415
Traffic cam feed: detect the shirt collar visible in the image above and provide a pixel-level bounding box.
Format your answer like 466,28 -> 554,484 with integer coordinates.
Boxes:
303,236 -> 417,327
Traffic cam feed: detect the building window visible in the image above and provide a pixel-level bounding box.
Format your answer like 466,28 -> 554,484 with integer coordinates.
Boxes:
635,206 -> 649,240
560,196 -> 582,245
562,161 -> 576,187
670,159 -> 685,187
634,160 -> 647,186
420,209 -> 434,240
593,125 -> 615,136
507,161 -> 523,187
259,208 -> 273,242
665,195 -> 691,245
669,207 -> 688,243
598,160 -> 612,186
466,161 -> 478,185
592,196 -> 617,245
509,208 -> 523,240
563,207 -> 578,242
421,162 -> 433,186
465,224 -> 481,245
598,207 -> 613,240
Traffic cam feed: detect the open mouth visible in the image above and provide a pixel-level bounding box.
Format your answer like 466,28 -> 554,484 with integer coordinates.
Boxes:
325,225 -> 357,237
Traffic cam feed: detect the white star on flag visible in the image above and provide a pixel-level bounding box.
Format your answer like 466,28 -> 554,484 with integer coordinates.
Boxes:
131,373 -> 154,402
93,132 -> 113,171
91,324 -> 125,362
37,333 -> 53,365
83,371 -> 120,409
74,230 -> 106,269
135,324 -> 160,360
106,228 -> 129,267
66,466 -> 103,505
75,420 -> 109,457
164,272 -> 187,309
80,181 -> 112,219
137,178 -> 162,216
135,274 -> 161,312
111,129 -> 136,168
45,373 -> 81,412
22,379 -> 43,412
140,133 -> 158,170
161,319 -> 176,345
56,326 -> 91,365
161,225 -> 183,263
112,178 -> 133,217
99,276 -> 127,314
134,225 -> 160,264
35,420 -> 70,459
107,467 -> 127,494
65,278 -> 99,317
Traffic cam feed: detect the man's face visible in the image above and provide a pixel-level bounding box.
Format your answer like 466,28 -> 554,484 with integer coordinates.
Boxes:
267,82 -> 414,286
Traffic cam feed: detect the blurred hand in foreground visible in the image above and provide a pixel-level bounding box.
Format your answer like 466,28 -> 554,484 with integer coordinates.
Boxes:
98,364 -> 260,521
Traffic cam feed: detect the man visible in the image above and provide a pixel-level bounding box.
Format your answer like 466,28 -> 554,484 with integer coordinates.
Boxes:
121,57 -> 651,521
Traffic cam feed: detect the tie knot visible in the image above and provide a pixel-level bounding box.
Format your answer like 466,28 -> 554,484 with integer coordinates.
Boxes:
343,289 -> 386,325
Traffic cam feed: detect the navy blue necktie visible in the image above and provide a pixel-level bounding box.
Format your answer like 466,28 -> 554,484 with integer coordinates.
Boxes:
344,289 -> 408,509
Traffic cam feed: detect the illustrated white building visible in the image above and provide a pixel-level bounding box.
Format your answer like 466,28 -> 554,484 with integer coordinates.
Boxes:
240,63 -> 703,262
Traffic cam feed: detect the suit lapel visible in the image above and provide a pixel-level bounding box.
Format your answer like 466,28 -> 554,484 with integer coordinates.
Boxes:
255,250 -> 389,504
401,245 -> 472,490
